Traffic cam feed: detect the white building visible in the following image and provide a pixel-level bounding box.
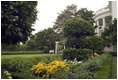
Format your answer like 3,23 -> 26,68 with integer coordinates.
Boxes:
94,1 -> 117,52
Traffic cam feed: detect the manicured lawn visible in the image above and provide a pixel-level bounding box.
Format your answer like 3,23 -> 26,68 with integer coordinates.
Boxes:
1,54 -> 61,59
1,51 -> 44,55
111,56 -> 117,79
94,54 -> 112,79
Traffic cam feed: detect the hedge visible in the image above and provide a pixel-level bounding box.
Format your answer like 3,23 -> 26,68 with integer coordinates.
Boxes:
1,51 -> 45,55
63,48 -> 92,61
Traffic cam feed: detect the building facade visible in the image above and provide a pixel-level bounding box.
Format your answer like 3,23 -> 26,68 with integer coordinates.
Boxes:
94,1 -> 117,52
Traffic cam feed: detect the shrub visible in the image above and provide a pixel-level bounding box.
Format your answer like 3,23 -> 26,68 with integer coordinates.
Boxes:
30,60 -> 69,79
95,50 -> 104,55
63,48 -> 92,61
63,18 -> 94,49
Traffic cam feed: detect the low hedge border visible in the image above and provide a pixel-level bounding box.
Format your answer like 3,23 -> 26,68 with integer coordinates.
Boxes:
63,48 -> 92,61
1,51 -> 45,55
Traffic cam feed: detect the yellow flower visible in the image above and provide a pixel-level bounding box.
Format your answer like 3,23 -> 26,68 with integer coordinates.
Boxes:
30,60 -> 69,77
94,52 -> 100,56
42,74 -> 46,78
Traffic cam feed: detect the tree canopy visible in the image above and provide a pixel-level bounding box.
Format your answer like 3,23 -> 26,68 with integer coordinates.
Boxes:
53,4 -> 77,33
1,1 -> 38,45
35,28 -> 60,52
63,18 -> 95,49
101,19 -> 117,46
75,8 -> 95,25
85,35 -> 105,53
53,5 -> 94,34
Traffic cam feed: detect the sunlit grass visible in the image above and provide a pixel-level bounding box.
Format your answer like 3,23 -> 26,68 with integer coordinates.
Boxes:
1,54 -> 62,59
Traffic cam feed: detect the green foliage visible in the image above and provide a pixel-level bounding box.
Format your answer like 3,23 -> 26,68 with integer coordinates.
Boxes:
35,28 -> 60,52
110,56 -> 117,79
1,1 -> 38,44
75,8 -> 95,25
63,18 -> 94,48
85,35 -> 105,54
53,4 -> 77,34
11,72 -> 39,79
101,19 -> 117,46
1,54 -> 62,78
62,48 -> 92,61
1,51 -> 44,55
53,4 -> 95,35
26,40 -> 37,50
2,71 -> 39,79
50,53 -> 110,79
94,54 -> 112,79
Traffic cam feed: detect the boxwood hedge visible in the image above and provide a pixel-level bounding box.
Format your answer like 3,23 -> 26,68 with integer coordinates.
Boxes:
63,48 -> 92,61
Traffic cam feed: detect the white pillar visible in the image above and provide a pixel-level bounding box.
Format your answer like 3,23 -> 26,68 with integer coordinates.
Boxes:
64,45 -> 65,49
55,41 -> 59,54
103,17 -> 106,29
96,20 -> 99,36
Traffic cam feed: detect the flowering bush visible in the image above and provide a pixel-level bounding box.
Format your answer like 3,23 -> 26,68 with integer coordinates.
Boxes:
64,58 -> 82,65
30,60 -> 69,78
4,71 -> 12,79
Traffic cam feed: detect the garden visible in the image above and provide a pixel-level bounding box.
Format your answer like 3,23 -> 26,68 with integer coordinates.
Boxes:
1,51 -> 116,79
1,1 -> 117,79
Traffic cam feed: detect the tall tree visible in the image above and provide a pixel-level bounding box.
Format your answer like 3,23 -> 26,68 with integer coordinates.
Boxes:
75,8 -> 95,25
1,1 -> 38,44
53,4 -> 77,34
53,5 -> 94,35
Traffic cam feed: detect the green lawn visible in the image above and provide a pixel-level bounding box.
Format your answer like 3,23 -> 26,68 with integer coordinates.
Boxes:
94,54 -> 112,79
111,56 -> 117,79
1,54 -> 61,59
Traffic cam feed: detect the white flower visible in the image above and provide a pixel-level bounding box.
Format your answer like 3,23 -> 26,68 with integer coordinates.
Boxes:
64,59 -> 67,62
78,61 -> 82,63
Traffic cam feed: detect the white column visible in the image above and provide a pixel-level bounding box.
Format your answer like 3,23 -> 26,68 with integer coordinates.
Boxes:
103,17 -> 106,29
96,20 -> 99,36
64,45 -> 65,49
55,41 -> 59,54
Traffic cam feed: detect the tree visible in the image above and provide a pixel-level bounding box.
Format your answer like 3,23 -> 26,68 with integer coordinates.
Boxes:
63,18 -> 95,49
85,35 -> 105,55
26,39 -> 36,50
75,8 -> 95,25
101,19 -> 117,46
35,28 -> 60,52
53,5 -> 95,35
53,4 -> 77,34
1,1 -> 38,45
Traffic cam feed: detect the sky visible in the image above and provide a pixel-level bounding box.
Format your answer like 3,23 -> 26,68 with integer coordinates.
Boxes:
32,0 -> 110,34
